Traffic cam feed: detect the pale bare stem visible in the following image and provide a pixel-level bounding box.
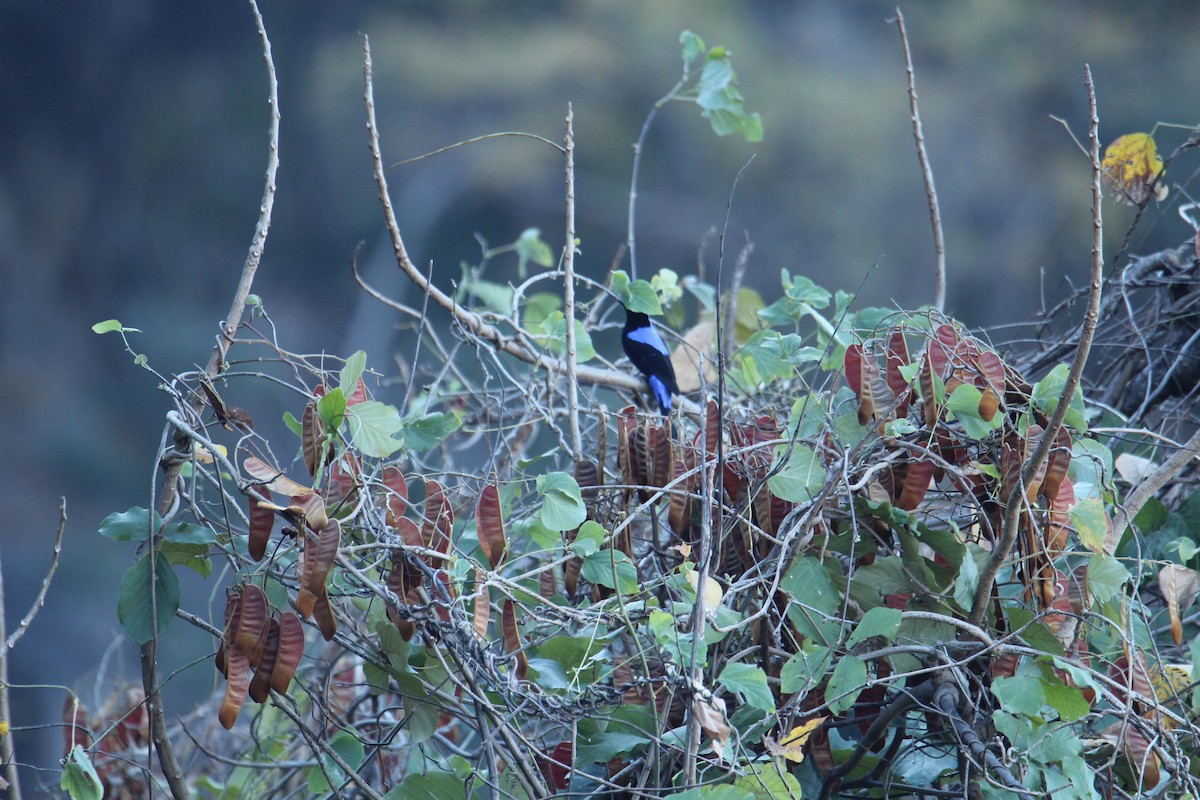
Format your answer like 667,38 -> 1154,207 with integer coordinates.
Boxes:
361,35 -> 643,398
4,497 -> 66,654
721,238 -> 754,358
387,130 -> 562,168
139,4 -> 279,797
563,103 -> 582,456
970,65 -> 1105,627
0,499 -> 62,794
627,71 -> 691,280
683,392 -> 715,787
1111,427 -> 1200,536
892,8 -> 946,312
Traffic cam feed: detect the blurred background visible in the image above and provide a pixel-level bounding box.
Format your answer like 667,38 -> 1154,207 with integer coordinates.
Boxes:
3,0 -> 1199,785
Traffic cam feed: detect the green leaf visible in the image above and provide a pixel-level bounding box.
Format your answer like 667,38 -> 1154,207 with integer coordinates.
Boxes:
306,729 -> 365,794
992,673 -> 1047,717
572,519 -> 606,557
581,549 -> 638,595
99,507 -> 160,542
846,607 -> 902,647
1071,497 -> 1109,553
61,744 -> 103,800
513,516 -> 560,551
317,388 -> 347,433
396,672 -> 439,744
515,227 -> 555,274
718,663 -> 775,712
577,731 -> 650,766
781,557 -> 840,644
825,655 -> 867,716
117,551 -> 180,645
953,543 -> 986,612
383,771 -> 466,800
733,764 -> 803,800
339,350 -> 367,396
162,522 -> 217,545
1086,553 -> 1129,603
522,292 -> 562,331
679,30 -> 706,64
282,410 -> 302,436
536,312 -> 597,362
767,444 -> 823,503
611,270 -> 663,314
345,400 -> 404,457
1031,363 -> 1088,432
1036,663 -> 1090,722
160,541 -> 211,578
780,644 -> 833,694
1069,437 -> 1112,500
91,319 -> 132,335
1004,606 -> 1064,657
945,384 -> 1003,440
467,278 -> 515,314
664,787 -> 754,800
537,472 -> 587,531
398,411 -> 461,452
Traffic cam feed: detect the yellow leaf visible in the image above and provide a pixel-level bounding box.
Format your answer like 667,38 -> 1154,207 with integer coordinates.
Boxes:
1101,132 -> 1168,206
764,716 -> 826,762
685,566 -> 724,617
692,694 -> 730,760
1159,564 -> 1200,646
670,317 -> 718,393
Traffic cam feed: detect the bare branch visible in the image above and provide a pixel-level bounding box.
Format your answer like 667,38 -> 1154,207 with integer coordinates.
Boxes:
971,64 -> 1105,626
893,8 -> 947,312
4,498 -> 66,654
1112,427 -> 1200,536
361,36 -> 645,401
388,130 -> 563,168
563,104 -> 582,457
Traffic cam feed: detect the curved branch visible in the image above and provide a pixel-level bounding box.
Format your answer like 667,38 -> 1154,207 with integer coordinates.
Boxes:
892,8 -> 946,312
361,36 -> 645,400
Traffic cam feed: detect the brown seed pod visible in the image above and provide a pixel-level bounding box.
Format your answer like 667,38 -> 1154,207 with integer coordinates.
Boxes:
248,618 -> 281,704
269,612 -> 305,695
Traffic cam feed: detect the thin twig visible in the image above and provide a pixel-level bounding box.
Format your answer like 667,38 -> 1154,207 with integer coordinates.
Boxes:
387,130 -> 562,168
1111,427 -> 1200,537
4,497 -> 66,653
563,103 -> 582,457
721,238 -> 754,357
971,64 -> 1104,627
140,5 -> 280,797
893,8 -> 946,312
361,36 -> 647,400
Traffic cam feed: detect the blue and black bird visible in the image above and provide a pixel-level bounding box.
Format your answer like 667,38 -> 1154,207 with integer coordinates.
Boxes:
621,306 -> 679,415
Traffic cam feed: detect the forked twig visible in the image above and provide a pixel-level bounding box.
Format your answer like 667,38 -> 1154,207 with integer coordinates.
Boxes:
361,36 -> 647,401
893,8 -> 946,312
970,65 -> 1105,627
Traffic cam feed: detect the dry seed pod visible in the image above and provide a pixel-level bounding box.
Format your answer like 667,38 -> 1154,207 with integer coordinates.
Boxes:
476,483 -> 507,569
248,618 -> 281,703
234,585 -> 270,666
313,590 -> 337,641
247,485 -> 274,562
301,400 -> 323,477
296,519 -> 340,618
381,466 -> 409,526
501,599 -> 528,680
219,648 -> 250,730
269,612 -> 305,695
